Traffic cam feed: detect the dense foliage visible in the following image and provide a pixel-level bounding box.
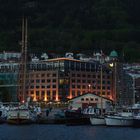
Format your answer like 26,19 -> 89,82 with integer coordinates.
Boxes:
0,0 -> 140,62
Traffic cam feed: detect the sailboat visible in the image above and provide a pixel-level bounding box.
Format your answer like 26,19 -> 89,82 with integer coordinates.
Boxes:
105,62 -> 133,126
90,64 -> 106,125
7,17 -> 35,124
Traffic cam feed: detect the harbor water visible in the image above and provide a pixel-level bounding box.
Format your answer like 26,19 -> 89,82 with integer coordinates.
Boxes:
0,124 -> 140,140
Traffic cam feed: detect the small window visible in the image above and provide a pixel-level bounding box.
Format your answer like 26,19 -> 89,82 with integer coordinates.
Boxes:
47,79 -> 51,82
81,98 -> 84,101
95,98 -> 98,101
53,73 -> 56,77
36,86 -> 40,89
86,98 -> 89,101
52,79 -> 56,82
77,85 -> 81,89
52,85 -> 56,88
90,98 -> 93,101
107,92 -> 110,95
77,74 -> 80,77
41,79 -> 45,83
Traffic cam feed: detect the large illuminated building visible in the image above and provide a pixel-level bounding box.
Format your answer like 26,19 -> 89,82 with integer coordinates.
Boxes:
0,51 -> 116,103
18,57 -> 114,102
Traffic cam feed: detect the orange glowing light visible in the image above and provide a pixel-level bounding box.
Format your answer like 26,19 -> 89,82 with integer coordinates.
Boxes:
33,96 -> 37,102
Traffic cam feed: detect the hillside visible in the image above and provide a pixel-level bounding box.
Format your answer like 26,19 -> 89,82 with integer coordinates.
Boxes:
0,0 -> 140,62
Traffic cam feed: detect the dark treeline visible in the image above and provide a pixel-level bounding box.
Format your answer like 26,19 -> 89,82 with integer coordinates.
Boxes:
0,0 -> 140,62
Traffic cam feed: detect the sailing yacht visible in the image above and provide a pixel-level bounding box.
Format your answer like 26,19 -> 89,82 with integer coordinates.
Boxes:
7,17 -> 35,124
105,62 -> 134,127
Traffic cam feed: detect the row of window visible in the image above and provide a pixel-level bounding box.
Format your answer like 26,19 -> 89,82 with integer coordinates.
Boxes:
71,85 -> 111,90
29,79 -> 57,83
29,90 -> 56,96
30,85 -> 57,89
27,85 -> 111,90
28,79 -> 111,85
71,91 -> 111,96
71,73 -> 111,79
81,98 -> 98,101
71,79 -> 111,84
28,73 -> 111,79
29,73 -> 57,78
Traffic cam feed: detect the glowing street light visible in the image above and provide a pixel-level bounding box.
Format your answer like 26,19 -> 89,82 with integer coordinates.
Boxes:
88,84 -> 91,92
109,63 -> 114,68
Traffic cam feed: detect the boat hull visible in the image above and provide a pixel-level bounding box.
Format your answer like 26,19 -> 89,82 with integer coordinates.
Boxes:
7,109 -> 34,125
7,119 -> 32,125
66,117 -> 90,126
90,116 -> 105,125
133,119 -> 140,128
105,116 -> 133,126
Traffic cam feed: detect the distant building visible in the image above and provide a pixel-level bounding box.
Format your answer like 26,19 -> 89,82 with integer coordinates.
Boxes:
118,63 -> 140,105
0,51 -> 21,61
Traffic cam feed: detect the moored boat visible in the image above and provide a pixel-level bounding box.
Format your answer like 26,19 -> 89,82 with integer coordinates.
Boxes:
90,115 -> 105,125
105,112 -> 133,127
7,106 -> 35,125
0,105 -> 8,124
133,115 -> 140,128
65,109 -> 90,125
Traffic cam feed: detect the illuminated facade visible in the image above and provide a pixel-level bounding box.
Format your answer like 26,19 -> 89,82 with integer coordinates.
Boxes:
19,58 -> 114,102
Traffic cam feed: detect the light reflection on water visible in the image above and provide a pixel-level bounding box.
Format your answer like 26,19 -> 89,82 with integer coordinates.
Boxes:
0,124 -> 140,140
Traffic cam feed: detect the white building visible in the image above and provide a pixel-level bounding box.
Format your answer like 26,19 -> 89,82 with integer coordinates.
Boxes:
68,93 -> 113,110
0,51 -> 21,60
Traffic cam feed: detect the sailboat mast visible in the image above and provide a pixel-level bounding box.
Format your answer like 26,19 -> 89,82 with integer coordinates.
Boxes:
23,17 -> 28,102
100,64 -> 103,116
19,16 -> 28,103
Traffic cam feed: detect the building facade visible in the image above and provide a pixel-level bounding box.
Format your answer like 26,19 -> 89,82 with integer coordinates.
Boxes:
18,58 -> 114,102
118,64 -> 140,105
0,62 -> 19,101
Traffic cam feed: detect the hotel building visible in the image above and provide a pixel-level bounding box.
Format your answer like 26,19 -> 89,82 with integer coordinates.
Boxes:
18,57 -> 114,102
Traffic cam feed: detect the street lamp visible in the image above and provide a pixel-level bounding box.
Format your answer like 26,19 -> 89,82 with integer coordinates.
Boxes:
88,84 -> 91,92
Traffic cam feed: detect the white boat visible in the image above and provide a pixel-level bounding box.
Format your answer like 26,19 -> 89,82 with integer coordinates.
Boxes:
0,105 -> 8,123
90,116 -> 105,125
7,106 -> 35,124
105,112 -> 133,126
